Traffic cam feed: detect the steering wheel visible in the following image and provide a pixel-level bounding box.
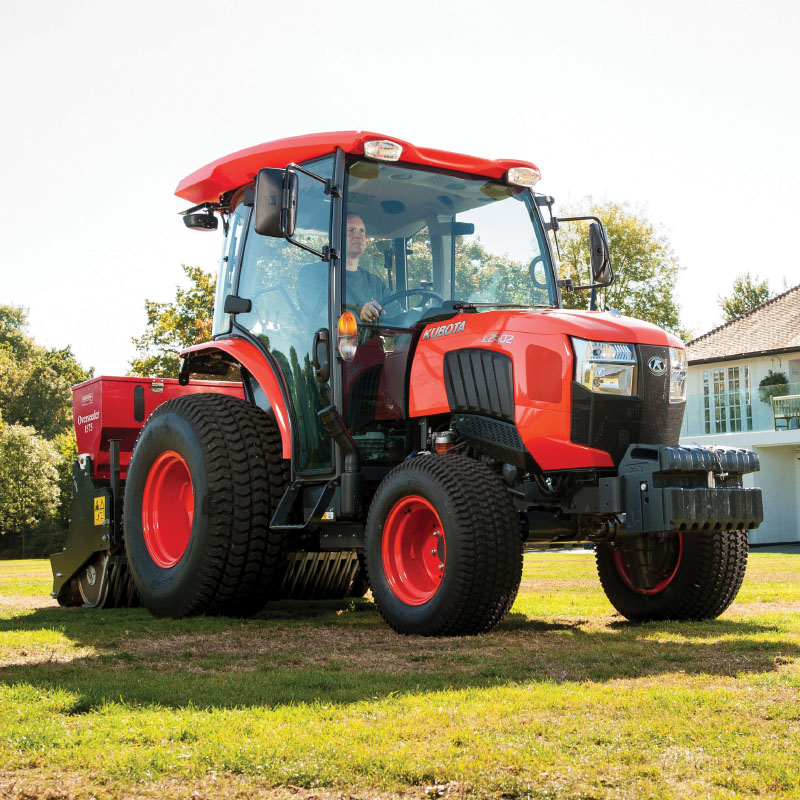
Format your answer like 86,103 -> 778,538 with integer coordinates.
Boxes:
378,289 -> 444,326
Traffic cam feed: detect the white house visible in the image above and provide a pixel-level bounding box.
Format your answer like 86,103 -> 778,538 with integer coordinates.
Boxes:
679,284 -> 800,544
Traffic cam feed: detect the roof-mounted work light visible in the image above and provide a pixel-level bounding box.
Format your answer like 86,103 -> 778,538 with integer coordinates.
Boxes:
363,140 -> 403,162
506,166 -> 541,188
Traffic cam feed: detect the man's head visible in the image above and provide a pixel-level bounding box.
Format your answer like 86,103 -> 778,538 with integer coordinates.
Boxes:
346,214 -> 366,268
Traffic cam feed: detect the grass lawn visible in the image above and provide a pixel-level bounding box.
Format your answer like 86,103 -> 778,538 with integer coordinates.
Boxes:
1,551 -> 799,799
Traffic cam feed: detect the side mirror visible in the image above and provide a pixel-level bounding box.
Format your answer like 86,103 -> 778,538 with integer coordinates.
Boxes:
183,212 -> 218,231
589,222 -> 612,285
254,168 -> 298,238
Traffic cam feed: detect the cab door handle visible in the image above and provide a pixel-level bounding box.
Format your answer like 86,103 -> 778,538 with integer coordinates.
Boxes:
312,328 -> 330,383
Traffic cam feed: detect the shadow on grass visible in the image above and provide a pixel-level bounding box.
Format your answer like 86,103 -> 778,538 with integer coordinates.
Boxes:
2,597 -> 798,713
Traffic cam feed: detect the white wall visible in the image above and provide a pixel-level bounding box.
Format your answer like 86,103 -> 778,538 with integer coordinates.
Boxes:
747,444 -> 800,545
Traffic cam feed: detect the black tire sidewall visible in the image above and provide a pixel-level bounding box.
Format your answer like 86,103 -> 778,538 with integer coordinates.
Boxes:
596,533 -> 733,619
124,410 -> 212,616
366,465 -> 469,635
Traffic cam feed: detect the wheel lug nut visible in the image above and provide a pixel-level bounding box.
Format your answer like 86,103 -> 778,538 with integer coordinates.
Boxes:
430,549 -> 437,555
438,563 -> 444,570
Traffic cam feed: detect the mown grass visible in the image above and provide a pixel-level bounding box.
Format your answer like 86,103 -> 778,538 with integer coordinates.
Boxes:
1,552 -> 799,799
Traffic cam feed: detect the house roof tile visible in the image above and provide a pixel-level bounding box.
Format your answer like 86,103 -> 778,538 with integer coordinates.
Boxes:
686,284 -> 800,363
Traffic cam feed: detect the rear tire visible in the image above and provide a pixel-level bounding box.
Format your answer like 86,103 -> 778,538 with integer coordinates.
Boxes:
596,530 -> 748,621
364,455 -> 523,636
124,394 -> 289,618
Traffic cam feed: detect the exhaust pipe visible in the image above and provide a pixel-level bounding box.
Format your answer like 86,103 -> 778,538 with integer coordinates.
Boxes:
318,405 -> 362,519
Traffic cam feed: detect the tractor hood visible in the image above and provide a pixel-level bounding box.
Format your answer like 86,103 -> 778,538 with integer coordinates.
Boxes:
496,308 -> 683,348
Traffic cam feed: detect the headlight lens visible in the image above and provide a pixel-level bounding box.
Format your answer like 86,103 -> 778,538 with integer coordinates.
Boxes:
669,347 -> 687,402
572,337 -> 637,396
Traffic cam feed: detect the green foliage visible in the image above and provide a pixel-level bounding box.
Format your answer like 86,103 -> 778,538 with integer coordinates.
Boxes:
0,305 -> 90,556
0,425 -> 60,556
130,265 -> 216,378
0,305 -> 92,439
719,272 -> 774,321
758,370 -> 790,404
556,199 -> 689,339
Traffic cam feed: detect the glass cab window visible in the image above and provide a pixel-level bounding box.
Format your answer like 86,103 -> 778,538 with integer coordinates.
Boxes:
212,198 -> 249,337
235,156 -> 334,473
343,160 -> 556,328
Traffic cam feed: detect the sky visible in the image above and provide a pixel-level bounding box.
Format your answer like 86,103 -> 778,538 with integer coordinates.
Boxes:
2,0 -> 798,376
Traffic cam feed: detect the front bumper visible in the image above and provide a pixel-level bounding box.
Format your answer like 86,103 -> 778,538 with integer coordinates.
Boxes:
571,443 -> 763,534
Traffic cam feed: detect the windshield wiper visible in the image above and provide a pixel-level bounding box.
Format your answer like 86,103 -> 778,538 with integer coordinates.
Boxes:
453,302 -> 552,311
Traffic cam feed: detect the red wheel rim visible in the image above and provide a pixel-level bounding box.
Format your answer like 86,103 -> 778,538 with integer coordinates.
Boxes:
382,495 -> 446,606
613,533 -> 683,595
142,450 -> 194,568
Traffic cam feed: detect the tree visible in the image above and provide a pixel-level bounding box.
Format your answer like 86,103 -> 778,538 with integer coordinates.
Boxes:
0,305 -> 91,556
555,200 -> 688,339
130,265 -> 216,378
0,305 -> 92,439
0,423 -> 61,557
718,273 -> 773,322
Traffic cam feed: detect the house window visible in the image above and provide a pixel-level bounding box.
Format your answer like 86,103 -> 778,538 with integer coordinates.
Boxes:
703,365 -> 752,434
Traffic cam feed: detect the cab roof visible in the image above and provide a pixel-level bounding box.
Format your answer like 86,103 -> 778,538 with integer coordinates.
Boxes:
175,130 -> 540,205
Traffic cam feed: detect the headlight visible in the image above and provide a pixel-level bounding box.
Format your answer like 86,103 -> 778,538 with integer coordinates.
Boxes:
669,347 -> 687,402
572,337 -> 637,396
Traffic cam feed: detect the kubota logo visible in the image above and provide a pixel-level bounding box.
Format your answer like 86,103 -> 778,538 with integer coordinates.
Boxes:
421,320 -> 466,341
648,356 -> 667,376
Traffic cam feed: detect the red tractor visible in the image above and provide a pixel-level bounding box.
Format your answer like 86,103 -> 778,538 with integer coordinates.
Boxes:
51,131 -> 762,635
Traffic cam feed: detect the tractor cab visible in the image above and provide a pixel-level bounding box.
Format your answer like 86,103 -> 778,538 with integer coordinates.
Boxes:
204,139 -> 559,480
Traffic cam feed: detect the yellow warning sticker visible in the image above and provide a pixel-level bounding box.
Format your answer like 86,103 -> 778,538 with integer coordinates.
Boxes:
94,496 -> 106,526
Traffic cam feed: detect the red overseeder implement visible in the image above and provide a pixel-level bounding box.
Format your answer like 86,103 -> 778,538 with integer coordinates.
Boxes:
52,132 -> 763,633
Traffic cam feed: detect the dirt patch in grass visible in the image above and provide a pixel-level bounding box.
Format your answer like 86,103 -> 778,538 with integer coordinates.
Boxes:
0,769 -> 433,800
0,594 -> 58,612
115,620 -> 596,674
0,644 -> 96,668
728,601 -> 800,616
110,609 -> 793,681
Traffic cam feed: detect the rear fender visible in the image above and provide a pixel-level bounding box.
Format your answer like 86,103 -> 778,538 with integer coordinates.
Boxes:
181,339 -> 292,459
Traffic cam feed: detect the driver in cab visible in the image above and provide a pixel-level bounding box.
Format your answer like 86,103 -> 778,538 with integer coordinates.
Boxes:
345,214 -> 386,323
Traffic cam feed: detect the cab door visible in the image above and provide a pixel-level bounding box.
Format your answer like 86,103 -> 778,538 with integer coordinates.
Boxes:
233,156 -> 335,474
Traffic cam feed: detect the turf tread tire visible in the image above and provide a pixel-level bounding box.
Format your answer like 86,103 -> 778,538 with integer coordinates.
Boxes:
124,393 -> 289,618
595,530 -> 748,621
364,454 -> 523,636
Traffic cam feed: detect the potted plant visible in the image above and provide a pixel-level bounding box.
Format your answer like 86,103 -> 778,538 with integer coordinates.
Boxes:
758,370 -> 790,404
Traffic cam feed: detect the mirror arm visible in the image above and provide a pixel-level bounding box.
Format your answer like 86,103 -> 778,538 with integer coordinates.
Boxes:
286,163 -> 341,197
282,233 -> 329,262
279,163 -> 339,261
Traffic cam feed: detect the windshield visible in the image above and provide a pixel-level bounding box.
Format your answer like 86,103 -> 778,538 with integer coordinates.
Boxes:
344,159 -> 556,327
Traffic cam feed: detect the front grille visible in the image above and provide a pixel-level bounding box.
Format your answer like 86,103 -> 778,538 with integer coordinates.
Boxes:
570,345 -> 686,465
639,345 -> 684,446
444,349 -> 514,422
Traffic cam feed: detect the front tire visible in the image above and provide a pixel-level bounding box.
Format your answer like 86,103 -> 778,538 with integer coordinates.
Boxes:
364,455 -> 523,636
124,394 -> 289,618
596,530 -> 748,621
